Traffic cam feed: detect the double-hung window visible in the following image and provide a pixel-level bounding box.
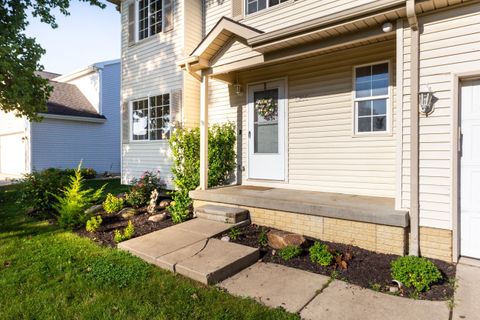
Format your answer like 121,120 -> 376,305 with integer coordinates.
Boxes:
129,0 -> 172,44
246,0 -> 288,15
131,94 -> 170,141
138,0 -> 162,40
354,62 -> 390,134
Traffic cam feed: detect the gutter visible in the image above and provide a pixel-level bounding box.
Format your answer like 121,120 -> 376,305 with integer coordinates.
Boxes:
248,0 -> 407,48
38,113 -> 106,123
407,0 -> 420,256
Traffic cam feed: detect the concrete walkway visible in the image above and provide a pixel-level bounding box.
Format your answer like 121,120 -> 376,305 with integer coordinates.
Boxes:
452,262 -> 480,320
118,218 -> 258,284
219,262 -> 450,320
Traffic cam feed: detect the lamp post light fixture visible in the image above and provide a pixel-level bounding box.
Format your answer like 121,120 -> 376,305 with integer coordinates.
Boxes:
419,84 -> 434,116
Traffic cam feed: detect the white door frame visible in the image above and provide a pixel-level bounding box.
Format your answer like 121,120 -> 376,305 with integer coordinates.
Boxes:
452,71 -> 480,263
246,78 -> 288,183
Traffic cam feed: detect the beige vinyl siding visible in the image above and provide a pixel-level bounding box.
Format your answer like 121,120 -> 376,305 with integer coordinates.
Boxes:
208,40 -> 397,197
120,0 -> 185,186
205,0 -> 380,70
205,0 -> 232,33
402,2 -> 480,230
182,0 -> 202,128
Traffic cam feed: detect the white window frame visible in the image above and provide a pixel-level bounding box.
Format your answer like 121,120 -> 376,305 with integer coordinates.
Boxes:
352,60 -> 392,136
134,0 -> 169,43
129,93 -> 171,142
245,0 -> 289,16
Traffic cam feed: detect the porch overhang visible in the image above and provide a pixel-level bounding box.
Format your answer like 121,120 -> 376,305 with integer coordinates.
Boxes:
178,0 -> 409,77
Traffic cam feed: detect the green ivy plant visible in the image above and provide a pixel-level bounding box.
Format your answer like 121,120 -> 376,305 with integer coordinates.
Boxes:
391,256 -> 442,292
168,123 -> 236,223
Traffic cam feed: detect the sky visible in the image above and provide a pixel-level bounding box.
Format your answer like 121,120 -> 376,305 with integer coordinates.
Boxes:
25,1 -> 121,75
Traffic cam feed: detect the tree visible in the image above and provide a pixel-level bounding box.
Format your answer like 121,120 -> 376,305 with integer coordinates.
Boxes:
0,0 -> 106,121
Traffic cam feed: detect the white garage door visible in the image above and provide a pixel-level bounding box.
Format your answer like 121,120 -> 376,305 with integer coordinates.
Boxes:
461,79 -> 480,259
0,133 -> 26,176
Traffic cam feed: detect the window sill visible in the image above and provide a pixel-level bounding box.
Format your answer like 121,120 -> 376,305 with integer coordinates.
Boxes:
128,29 -> 174,48
351,131 -> 393,138
127,140 -> 169,144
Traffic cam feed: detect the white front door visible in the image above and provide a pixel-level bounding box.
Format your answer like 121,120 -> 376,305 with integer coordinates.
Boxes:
248,80 -> 286,181
461,79 -> 480,259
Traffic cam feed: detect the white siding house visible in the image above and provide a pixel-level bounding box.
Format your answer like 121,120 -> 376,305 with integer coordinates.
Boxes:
0,60 -> 121,176
115,0 -> 480,263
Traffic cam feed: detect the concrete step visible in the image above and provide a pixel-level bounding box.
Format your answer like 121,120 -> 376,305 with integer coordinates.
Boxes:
157,238 -> 260,285
195,205 -> 249,224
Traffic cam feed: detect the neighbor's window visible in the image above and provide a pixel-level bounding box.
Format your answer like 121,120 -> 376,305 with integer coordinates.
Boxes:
131,94 -> 170,141
246,0 -> 288,15
138,0 -> 162,40
354,62 -> 389,134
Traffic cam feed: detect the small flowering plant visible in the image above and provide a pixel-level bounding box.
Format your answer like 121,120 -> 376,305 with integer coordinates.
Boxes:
255,98 -> 278,121
126,171 -> 165,207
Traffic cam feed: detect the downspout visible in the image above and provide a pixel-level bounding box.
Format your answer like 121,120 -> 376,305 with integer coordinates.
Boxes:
407,0 -> 420,256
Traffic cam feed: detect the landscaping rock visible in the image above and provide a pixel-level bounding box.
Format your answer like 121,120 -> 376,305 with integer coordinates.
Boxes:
148,213 -> 167,223
221,236 -> 230,242
267,230 -> 306,249
119,208 -> 137,219
159,200 -> 171,208
85,204 -> 103,215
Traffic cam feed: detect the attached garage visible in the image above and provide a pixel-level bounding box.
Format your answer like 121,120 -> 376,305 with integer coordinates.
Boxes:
0,132 -> 27,176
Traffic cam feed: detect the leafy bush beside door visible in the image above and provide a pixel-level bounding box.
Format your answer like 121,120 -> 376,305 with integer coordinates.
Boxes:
168,122 -> 236,223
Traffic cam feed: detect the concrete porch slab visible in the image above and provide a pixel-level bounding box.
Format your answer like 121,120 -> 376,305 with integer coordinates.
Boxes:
219,262 -> 330,313
172,239 -> 259,285
190,186 -> 409,227
300,280 -> 450,320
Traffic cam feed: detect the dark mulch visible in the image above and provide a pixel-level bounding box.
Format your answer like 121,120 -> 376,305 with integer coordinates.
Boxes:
76,207 -> 174,247
218,224 -> 456,301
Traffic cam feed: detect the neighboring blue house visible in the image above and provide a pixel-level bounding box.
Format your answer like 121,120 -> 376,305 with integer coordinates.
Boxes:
0,60 -> 120,177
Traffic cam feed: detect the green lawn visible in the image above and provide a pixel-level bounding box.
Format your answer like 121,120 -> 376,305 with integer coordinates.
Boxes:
0,179 -> 298,320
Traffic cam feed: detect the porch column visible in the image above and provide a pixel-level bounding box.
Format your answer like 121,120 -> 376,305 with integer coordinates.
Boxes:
199,73 -> 209,190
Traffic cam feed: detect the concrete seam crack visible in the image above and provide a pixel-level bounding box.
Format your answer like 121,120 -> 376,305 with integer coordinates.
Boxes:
297,278 -> 334,315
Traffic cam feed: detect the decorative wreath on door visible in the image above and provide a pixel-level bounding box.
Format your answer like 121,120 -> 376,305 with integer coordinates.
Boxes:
255,98 -> 278,121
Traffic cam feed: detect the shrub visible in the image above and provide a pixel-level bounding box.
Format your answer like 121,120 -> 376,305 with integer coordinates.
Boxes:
168,192 -> 191,224
309,242 -> 333,266
114,221 -> 135,243
51,163 -> 105,229
17,168 -> 71,215
258,228 -> 268,247
168,123 -> 236,223
391,256 -> 442,292
86,215 -> 102,233
278,245 -> 302,261
103,193 -> 124,213
125,189 -> 144,208
127,171 -> 165,207
228,226 -> 241,240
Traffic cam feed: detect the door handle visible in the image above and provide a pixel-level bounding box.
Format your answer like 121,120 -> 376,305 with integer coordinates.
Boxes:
248,131 -> 251,138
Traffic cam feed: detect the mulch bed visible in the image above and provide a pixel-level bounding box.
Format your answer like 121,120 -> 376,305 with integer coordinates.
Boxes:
76,207 -> 174,247
218,224 -> 456,301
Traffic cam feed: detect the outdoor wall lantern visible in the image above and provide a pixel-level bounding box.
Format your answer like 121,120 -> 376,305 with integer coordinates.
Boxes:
233,82 -> 243,96
419,84 -> 435,116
